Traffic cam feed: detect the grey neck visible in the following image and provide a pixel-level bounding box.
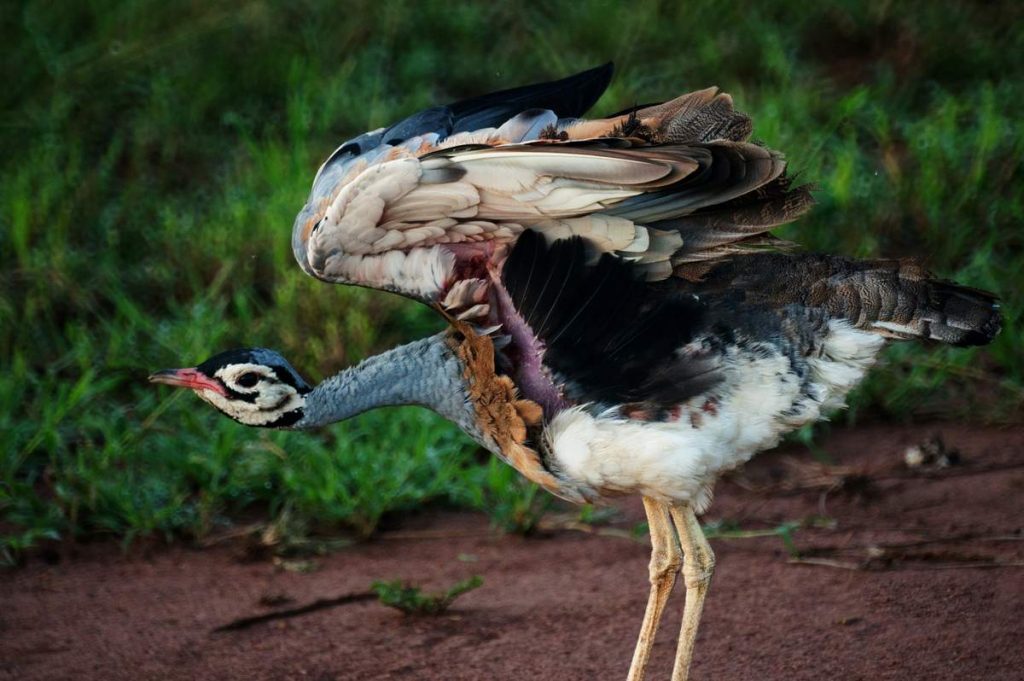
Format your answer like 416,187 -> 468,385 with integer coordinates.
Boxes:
294,333 -> 477,433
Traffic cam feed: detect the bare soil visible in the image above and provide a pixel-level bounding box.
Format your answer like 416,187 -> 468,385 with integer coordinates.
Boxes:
2,423 -> 1023,681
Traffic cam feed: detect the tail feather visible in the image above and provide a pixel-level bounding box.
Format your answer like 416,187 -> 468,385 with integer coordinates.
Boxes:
923,281 -> 1001,347
688,254 -> 1001,348
820,260 -> 1002,347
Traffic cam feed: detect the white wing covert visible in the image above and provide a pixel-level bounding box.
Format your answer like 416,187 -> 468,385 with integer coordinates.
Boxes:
292,65 -> 812,318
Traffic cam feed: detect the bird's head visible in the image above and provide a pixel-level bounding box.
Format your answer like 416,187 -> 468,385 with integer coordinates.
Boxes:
149,348 -> 312,428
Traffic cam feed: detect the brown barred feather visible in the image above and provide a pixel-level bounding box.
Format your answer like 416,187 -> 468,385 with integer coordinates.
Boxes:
445,321 -> 580,501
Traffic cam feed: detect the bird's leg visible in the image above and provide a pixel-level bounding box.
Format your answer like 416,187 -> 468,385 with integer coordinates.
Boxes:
668,505 -> 715,681
626,496 -> 682,681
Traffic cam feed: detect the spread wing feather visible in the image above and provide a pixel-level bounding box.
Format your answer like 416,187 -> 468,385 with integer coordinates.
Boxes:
501,230 -> 721,407
293,64 -> 813,311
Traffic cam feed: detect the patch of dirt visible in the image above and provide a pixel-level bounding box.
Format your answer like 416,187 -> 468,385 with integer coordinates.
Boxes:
2,423 -> 1023,680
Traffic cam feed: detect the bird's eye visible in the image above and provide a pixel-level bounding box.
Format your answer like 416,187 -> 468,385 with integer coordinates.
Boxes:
236,372 -> 260,388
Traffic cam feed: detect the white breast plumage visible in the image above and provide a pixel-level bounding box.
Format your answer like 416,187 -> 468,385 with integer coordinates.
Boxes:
543,321 -> 886,509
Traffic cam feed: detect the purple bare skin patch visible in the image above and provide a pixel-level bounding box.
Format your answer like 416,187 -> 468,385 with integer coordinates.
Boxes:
490,272 -> 569,417
444,242 -> 497,283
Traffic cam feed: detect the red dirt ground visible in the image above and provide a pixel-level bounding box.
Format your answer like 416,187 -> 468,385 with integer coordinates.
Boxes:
2,423 -> 1023,680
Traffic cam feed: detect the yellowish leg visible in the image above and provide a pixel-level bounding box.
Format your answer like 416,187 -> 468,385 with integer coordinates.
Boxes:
668,505 -> 716,681
626,497 -> 683,681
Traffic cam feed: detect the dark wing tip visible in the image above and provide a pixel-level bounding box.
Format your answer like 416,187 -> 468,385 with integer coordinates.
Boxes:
448,63 -> 615,134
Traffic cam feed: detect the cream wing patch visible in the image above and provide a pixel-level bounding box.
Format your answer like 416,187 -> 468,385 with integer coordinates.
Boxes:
301,143 -> 707,299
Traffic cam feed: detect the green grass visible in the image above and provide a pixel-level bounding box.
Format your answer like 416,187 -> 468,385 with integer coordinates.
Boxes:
2,0 -> 1022,562
372,575 -> 484,616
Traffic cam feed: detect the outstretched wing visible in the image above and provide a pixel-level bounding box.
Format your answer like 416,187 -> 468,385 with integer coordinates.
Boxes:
292,64 -> 813,319
499,230 -> 721,413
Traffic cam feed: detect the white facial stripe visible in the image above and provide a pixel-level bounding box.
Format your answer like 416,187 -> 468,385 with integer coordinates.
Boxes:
255,381 -> 300,410
198,388 -> 306,427
201,361 -> 306,426
214,363 -> 275,393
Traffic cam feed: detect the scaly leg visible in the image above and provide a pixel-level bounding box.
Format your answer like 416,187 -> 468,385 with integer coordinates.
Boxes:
668,505 -> 715,681
626,497 -> 683,681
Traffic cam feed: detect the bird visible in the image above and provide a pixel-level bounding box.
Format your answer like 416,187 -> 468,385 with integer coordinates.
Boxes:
150,64 -> 1002,681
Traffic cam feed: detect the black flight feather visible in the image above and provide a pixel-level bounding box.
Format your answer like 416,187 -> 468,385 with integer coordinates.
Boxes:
447,62 -> 613,134
502,230 -> 721,408
334,63 -> 613,160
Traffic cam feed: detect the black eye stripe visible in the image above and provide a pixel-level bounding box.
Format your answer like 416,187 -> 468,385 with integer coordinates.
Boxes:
225,390 -> 258,403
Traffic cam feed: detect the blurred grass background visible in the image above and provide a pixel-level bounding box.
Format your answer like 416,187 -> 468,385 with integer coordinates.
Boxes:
2,0 -> 1022,563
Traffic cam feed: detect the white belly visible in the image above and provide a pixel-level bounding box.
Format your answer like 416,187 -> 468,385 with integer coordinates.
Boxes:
543,321 -> 885,509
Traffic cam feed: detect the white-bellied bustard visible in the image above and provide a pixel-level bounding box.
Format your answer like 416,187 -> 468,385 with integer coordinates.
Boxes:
151,64 -> 1001,680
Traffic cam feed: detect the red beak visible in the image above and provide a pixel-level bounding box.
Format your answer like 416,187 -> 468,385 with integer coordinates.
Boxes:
148,368 -> 228,396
